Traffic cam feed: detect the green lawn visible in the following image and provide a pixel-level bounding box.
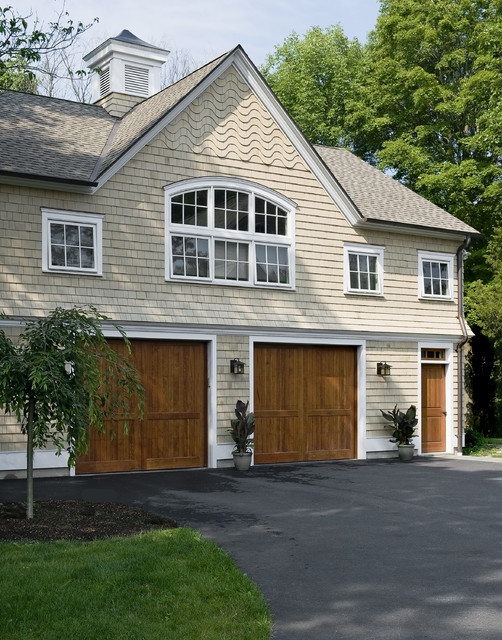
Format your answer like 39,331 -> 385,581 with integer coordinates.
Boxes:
463,437 -> 502,458
0,528 -> 271,640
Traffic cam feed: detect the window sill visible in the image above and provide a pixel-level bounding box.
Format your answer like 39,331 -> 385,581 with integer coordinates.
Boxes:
344,290 -> 384,297
43,268 -> 102,277
418,295 -> 455,302
165,276 -> 295,291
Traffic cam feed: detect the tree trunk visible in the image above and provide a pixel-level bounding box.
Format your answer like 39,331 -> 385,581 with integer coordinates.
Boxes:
26,395 -> 35,519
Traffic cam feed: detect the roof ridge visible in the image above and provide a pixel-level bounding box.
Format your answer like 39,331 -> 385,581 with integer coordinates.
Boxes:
0,87 -> 113,113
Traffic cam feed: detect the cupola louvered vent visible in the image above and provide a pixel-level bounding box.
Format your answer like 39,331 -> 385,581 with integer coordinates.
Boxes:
99,67 -> 110,97
124,65 -> 149,96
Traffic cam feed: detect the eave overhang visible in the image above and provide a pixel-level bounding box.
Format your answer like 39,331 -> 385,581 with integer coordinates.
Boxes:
0,171 -> 97,194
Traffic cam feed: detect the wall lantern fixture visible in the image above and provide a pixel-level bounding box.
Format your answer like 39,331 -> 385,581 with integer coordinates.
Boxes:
230,358 -> 245,374
377,362 -> 392,376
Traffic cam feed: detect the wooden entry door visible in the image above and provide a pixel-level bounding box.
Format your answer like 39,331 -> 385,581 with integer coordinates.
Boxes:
254,344 -> 357,463
77,340 -> 207,473
421,363 -> 446,452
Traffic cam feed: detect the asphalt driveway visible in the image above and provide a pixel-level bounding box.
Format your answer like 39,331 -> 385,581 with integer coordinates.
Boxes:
2,456 -> 502,639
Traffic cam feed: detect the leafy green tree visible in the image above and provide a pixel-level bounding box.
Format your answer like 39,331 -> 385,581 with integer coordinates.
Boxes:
262,25 -> 365,148
0,307 -> 144,519
466,228 -> 502,434
265,3 -> 502,434
0,4 -> 96,93
353,0 -> 502,237
265,2 -> 502,239
0,55 -> 37,91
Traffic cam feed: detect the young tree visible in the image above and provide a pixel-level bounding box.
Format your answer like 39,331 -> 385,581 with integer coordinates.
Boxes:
0,306 -> 144,519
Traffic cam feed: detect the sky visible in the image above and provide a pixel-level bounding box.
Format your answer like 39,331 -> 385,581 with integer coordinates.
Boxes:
13,0 -> 381,68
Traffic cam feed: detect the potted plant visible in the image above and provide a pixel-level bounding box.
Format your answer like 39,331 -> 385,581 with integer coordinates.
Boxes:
229,400 -> 255,471
380,405 -> 418,461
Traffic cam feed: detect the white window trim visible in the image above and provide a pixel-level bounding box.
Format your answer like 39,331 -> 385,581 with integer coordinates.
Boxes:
164,178 -> 296,289
418,250 -> 454,301
42,209 -> 103,276
343,242 -> 385,296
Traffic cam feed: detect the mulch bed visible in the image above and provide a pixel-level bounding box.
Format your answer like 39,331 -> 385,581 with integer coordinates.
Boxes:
0,500 -> 178,543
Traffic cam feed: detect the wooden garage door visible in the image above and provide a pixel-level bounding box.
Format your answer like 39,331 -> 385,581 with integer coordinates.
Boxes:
76,340 -> 207,474
254,344 -> 357,463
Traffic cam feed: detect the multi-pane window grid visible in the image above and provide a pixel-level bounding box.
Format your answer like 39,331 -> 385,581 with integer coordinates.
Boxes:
348,252 -> 378,291
169,187 -> 291,287
214,190 -> 248,231
421,349 -> 446,360
256,244 -> 289,284
50,222 -> 95,270
215,241 -> 249,281
171,190 -> 208,227
422,260 -> 449,296
171,236 -> 209,278
255,197 -> 287,236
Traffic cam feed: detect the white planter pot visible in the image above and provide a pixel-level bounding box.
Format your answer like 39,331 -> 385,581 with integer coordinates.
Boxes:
232,452 -> 252,471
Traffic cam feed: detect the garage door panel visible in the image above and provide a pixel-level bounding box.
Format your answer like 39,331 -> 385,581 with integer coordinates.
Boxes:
77,340 -> 207,474
76,419 -> 141,473
142,417 -> 205,469
306,411 -> 354,458
255,344 -> 357,463
254,415 -> 302,463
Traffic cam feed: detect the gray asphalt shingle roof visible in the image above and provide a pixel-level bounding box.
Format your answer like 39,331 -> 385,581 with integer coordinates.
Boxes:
315,145 -> 478,235
0,50 -> 479,237
0,51 -> 231,185
0,90 -> 115,184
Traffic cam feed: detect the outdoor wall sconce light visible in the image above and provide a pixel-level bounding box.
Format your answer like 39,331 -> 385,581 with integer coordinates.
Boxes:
230,358 -> 245,374
377,362 -> 392,376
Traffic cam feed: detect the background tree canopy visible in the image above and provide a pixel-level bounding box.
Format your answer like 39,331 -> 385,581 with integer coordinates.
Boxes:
0,4 -> 96,94
264,0 -> 502,435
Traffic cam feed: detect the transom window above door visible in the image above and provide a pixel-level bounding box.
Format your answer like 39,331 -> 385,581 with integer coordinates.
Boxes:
165,178 -> 296,288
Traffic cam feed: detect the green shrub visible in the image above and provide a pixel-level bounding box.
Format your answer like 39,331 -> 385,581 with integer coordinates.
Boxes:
464,428 -> 486,451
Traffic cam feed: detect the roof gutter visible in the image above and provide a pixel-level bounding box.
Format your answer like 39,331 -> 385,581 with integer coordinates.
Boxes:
455,235 -> 472,456
0,171 -> 98,194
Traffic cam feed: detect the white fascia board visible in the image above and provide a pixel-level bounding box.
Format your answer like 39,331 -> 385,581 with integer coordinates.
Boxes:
355,219 -> 474,241
0,175 -> 95,194
0,318 -> 466,345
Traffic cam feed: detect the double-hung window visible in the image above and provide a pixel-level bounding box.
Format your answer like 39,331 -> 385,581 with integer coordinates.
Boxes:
418,251 -> 454,300
42,209 -> 103,275
344,243 -> 384,295
165,179 -> 295,288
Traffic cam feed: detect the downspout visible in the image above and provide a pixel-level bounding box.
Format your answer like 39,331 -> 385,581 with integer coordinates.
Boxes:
456,236 -> 472,455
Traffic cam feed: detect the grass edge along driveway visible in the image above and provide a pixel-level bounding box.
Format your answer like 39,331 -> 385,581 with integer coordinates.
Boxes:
0,528 -> 272,640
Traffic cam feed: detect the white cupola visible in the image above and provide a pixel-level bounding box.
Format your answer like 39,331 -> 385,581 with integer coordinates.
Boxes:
83,30 -> 169,117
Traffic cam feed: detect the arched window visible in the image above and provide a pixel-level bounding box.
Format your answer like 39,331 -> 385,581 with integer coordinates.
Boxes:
164,178 -> 296,288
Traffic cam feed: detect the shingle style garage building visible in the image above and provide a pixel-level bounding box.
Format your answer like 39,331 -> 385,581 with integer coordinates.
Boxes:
0,30 -> 479,477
